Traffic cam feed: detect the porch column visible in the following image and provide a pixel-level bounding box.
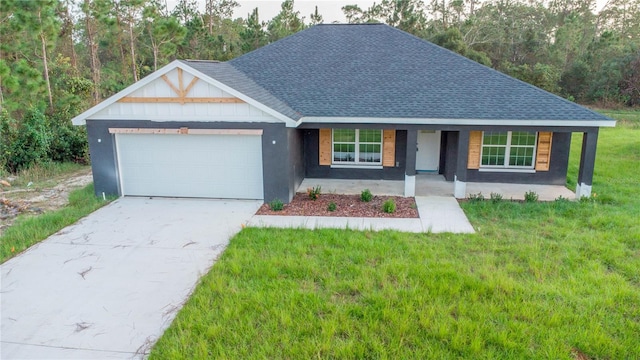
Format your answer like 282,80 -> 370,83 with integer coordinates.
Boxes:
404,129 -> 417,196
576,129 -> 599,199
454,130 -> 470,199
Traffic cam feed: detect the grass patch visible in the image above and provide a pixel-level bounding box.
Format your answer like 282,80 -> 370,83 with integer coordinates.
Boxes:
0,162 -> 88,188
0,184 -> 111,263
151,110 -> 640,359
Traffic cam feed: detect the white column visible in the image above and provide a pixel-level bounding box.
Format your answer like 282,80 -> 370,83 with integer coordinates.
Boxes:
454,175 -> 466,199
575,183 -> 592,199
404,174 -> 416,197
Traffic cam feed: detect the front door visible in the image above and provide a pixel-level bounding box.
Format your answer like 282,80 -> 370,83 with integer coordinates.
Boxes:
416,130 -> 441,172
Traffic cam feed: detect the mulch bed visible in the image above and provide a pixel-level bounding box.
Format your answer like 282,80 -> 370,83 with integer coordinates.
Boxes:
256,193 -> 419,218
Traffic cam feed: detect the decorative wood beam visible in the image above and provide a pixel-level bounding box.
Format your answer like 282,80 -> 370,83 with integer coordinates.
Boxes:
183,76 -> 199,97
118,97 -> 245,103
161,75 -> 182,97
109,127 -> 263,136
177,68 -> 184,97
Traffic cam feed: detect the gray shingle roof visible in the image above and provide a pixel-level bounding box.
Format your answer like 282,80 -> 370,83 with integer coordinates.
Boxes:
198,24 -> 611,123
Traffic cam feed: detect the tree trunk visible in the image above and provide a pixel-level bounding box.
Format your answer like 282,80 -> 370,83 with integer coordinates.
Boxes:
128,8 -> 138,82
38,10 -> 54,112
114,4 -> 128,78
84,0 -> 101,104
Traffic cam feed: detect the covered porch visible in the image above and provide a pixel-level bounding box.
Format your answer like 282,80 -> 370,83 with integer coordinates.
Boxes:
299,175 -> 575,201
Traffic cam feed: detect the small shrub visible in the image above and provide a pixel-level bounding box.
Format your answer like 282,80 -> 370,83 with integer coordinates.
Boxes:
489,192 -> 503,203
524,191 -> 539,203
579,193 -> 598,204
327,202 -> 337,212
382,199 -> 396,213
361,189 -> 373,202
555,195 -> 570,203
307,186 -> 321,200
269,198 -> 284,211
468,192 -> 485,202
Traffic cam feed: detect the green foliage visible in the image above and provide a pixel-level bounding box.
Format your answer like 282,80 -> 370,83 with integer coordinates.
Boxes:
0,110 -> 17,171
360,188 -> 373,202
306,185 -> 321,200
489,192 -> 503,203
6,108 -> 50,172
468,192 -> 485,202
382,198 -> 396,213
268,198 -> 284,211
47,108 -> 88,164
327,202 -> 337,212
524,191 -> 539,203
431,27 -> 492,66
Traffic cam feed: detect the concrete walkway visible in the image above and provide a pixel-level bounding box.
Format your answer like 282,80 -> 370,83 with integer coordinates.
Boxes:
248,196 -> 475,234
1,197 -> 262,359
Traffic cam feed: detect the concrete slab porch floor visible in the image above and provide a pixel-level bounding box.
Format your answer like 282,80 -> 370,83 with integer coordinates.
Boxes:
300,175 -> 576,201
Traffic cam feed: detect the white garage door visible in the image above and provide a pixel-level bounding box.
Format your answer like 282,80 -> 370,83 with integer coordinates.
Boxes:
116,133 -> 263,199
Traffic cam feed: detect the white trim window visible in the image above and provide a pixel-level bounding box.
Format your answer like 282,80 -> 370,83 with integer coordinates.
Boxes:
481,131 -> 537,168
332,129 -> 382,165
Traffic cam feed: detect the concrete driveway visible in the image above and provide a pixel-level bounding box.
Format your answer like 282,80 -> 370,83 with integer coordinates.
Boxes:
1,197 -> 261,359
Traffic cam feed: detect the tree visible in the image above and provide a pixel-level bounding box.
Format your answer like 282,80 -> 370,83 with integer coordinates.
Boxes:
142,1 -> 186,70
267,0 -> 305,42
241,8 -> 268,52
309,5 -> 323,25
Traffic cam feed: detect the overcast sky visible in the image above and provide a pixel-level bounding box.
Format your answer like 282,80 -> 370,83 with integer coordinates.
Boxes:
167,0 -> 610,24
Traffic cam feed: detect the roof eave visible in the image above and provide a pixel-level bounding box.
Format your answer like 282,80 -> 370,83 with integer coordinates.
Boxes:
297,116 -> 617,128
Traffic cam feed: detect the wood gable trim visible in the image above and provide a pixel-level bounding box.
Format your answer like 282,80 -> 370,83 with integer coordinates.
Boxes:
108,128 -> 263,136
118,67 -> 244,105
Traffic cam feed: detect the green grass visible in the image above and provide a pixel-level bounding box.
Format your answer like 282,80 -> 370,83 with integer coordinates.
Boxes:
0,184 -> 111,263
0,162 -> 88,188
151,111 -> 640,359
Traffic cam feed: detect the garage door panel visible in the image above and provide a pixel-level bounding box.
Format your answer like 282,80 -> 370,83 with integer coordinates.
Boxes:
116,134 -> 263,199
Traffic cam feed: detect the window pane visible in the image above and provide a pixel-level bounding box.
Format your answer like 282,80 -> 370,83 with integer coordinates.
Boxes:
333,143 -> 355,162
481,146 -> 505,166
359,129 -> 382,143
359,144 -> 381,163
333,129 -> 355,142
483,131 -> 507,145
509,146 -> 534,166
511,131 -> 536,146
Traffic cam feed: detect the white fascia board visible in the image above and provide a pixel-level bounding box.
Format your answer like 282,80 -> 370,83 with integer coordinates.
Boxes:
298,116 -> 617,128
72,60 -> 184,125
73,60 -> 297,127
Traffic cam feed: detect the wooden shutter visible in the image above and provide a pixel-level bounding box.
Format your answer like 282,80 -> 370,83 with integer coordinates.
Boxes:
535,132 -> 553,171
382,130 -> 396,167
319,128 -> 332,166
467,131 -> 482,169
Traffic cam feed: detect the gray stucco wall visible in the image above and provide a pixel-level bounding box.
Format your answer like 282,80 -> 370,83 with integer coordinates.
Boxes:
303,129 -> 407,180
286,129 -> 305,201
442,130 -> 572,185
86,120 -> 291,202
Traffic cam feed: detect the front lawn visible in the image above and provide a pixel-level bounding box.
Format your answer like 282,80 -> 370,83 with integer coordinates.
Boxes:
150,112 -> 640,359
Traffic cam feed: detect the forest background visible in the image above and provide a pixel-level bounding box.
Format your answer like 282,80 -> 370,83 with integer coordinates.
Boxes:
0,0 -> 638,172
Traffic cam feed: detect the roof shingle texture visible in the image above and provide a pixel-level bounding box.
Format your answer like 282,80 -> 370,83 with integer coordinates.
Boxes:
199,24 -> 610,121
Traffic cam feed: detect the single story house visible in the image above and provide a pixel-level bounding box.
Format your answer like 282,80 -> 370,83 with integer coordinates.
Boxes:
72,23 -> 615,203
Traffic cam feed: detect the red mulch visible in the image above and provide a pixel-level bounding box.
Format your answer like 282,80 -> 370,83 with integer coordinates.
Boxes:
256,193 -> 419,218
